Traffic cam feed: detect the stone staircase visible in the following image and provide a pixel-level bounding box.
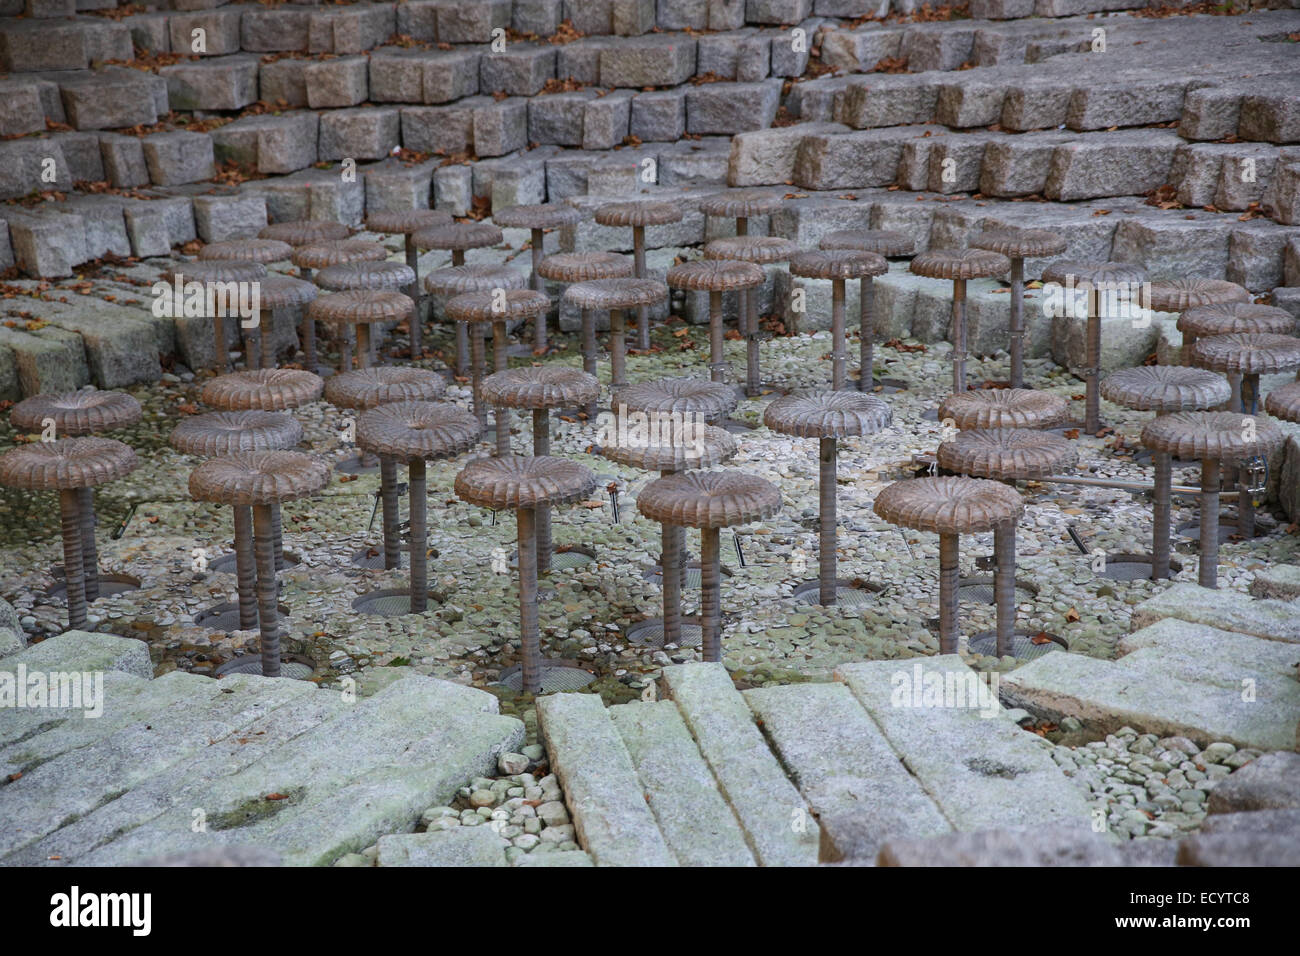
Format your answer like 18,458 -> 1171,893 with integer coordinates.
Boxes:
537,655 -> 1094,864
0,629 -> 525,866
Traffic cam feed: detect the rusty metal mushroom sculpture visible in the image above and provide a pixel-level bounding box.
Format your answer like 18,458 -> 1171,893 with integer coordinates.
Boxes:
594,200 -> 682,349
970,229 -> 1067,389
788,250 -> 888,393
939,388 -> 1068,431
910,249 -> 1009,397
308,290 -> 415,372
366,208 -> 453,357
820,229 -> 915,391
259,220 -> 350,246
540,252 -> 633,413
493,203 -> 584,352
424,263 -> 527,377
666,259 -> 764,387
169,260 -> 269,372
563,277 -> 668,409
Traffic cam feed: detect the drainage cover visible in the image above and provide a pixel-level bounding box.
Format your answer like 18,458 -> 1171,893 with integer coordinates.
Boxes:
1096,553 -> 1183,581
643,562 -> 731,589
46,572 -> 141,600
510,546 -> 597,572
349,545 -> 408,570
352,588 -> 438,617
791,579 -> 881,607
968,630 -> 1067,660
194,602 -> 290,632
625,616 -> 703,649
214,655 -> 315,680
209,550 -> 298,575
1176,517 -> 1250,543
496,661 -> 596,693
957,575 -> 1036,606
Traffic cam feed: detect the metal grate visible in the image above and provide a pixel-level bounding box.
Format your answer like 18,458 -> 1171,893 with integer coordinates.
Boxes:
792,579 -> 881,607
334,454 -> 380,476
968,630 -> 1067,661
1176,518 -> 1249,543
643,562 -> 730,589
349,546 -> 406,570
497,661 -> 597,693
215,656 -> 314,680
209,550 -> 298,575
46,573 -> 141,601
626,617 -> 703,648
510,546 -> 596,571
194,601 -> 290,632
721,417 -> 755,434
352,588 -> 436,617
957,575 -> 1036,606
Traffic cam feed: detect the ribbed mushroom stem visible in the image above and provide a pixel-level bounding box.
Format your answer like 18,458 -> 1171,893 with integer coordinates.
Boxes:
533,408 -> 551,575
340,323 -> 354,373
455,321 -> 469,377
859,276 -> 875,392
271,502 -> 285,573
745,281 -> 761,397
405,235 -> 422,360
951,279 -> 967,395
260,307 -> 276,369
610,308 -> 627,392
299,308 -> 317,371
245,317 -> 261,371
1242,373 -> 1259,416
831,278 -> 846,391
662,519 -> 682,646
380,456 -> 401,570
409,458 -> 428,614
531,228 -> 548,352
819,437 -> 837,606
212,312 -> 228,372
233,504 -> 258,631
1227,373 -> 1243,412
252,503 -> 281,677
493,320 -> 511,457
938,532 -> 960,655
1007,257 -> 1025,389
355,323 -> 372,370
1151,451 -> 1172,580
708,291 -> 725,384
633,225 -> 650,350
581,308 -> 598,419
59,489 -> 86,630
1085,284 -> 1101,434
517,506 -> 540,694
1237,461 -> 1256,540
78,486 -> 99,602
994,521 -> 1016,658
701,527 -> 722,663
470,321 -> 487,430
1199,458 -> 1220,589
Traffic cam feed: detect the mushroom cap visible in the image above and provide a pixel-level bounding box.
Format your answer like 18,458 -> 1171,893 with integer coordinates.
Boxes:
201,369 -> 324,412
936,428 -> 1077,480
564,277 -> 668,311
666,259 -> 764,292
636,469 -> 781,530
170,410 -> 302,457
445,288 -> 551,323
11,390 -> 141,436
365,208 -> 452,235
697,189 -> 785,219
455,454 -> 597,510
969,229 -> 1067,259
255,274 -> 319,310
594,200 -> 682,227
198,239 -> 291,264
291,240 -> 390,270
492,202 -> 583,231
1100,365 -> 1231,412
423,264 -> 527,296
939,388 -> 1069,430
612,377 -> 738,423
259,220 -> 350,246
1190,333 -> 1300,376
537,252 -> 633,283
412,221 -> 503,251
874,476 -> 1023,534
703,236 -> 800,264
763,390 -> 892,439
481,366 -> 600,410
1148,279 -> 1250,313
819,229 -> 914,257
307,290 -> 414,325
910,248 -> 1009,281
1040,261 -> 1147,287
601,424 -> 737,472
356,401 -> 482,462
1263,380 -> 1300,424
788,249 -> 887,281
314,260 -> 416,292
169,260 -> 267,284
1141,411 -> 1283,461
1178,302 -> 1296,338
323,366 -> 447,410
0,437 -> 137,491
189,450 -> 330,506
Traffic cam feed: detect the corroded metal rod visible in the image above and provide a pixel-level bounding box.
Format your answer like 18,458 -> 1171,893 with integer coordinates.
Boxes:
409,458 -> 428,614
1151,451 -> 1172,580
1199,458 -> 1220,589
493,320 -> 511,457
610,308 -> 628,392
380,456 -> 401,570
701,526 -> 722,663
78,486 -> 99,602
938,531 -> 960,655
831,278 -> 846,391
859,276 -> 875,392
405,235 -> 422,360
233,504 -> 258,631
530,227 -> 548,352
819,436 -> 838,606
517,506 -> 540,694
1085,285 -> 1102,433
470,320 -> 488,430
59,489 -> 86,630
951,279 -> 967,395
533,408 -> 551,575
633,225 -> 650,350
994,521 -> 1016,658
708,291 -> 725,383
252,503 -> 281,677
1008,257 -> 1026,389
581,308 -> 598,419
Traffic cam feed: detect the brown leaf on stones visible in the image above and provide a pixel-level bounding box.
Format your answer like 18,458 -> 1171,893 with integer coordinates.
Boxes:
1065,607 -> 1080,623
869,56 -> 910,74
1031,632 -> 1054,645
539,76 -> 585,95
1144,184 -> 1182,210
548,20 -> 584,45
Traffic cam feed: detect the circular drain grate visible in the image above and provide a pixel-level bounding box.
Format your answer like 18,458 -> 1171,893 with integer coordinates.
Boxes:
46,572 -> 141,601
625,616 -> 703,648
919,407 -> 940,421
862,376 -> 907,394
349,546 -> 408,570
510,546 -> 596,572
496,661 -> 597,693
968,630 -> 1067,660
643,563 -> 731,589
721,417 -> 754,434
1176,517 -> 1250,543
334,454 -> 380,476
957,576 -> 1037,606
791,579 -> 881,607
352,588 -> 437,617
209,550 -> 298,575
214,655 -> 315,680
194,602 -> 290,632
1096,553 -> 1183,581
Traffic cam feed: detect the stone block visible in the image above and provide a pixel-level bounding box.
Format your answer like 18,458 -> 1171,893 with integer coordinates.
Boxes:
563,0 -> 614,34
399,104 -> 475,156
513,0 -> 563,36
161,55 -> 259,112
556,37 -> 608,86
687,79 -> 781,135
0,207 -> 86,277
746,0 -> 811,22
1109,214 -> 1231,281
0,21 -> 88,72
583,90 -> 633,150
1178,84 -> 1244,142
240,7 -> 312,53
980,131 -> 1073,197
792,127 -> 912,190
434,163 -> 473,216
1206,752 -> 1300,815
1044,131 -> 1180,202
599,33 -> 697,88
470,97 -> 529,158
708,0 -> 746,29
192,191 -> 268,243
437,0 -> 511,43
394,0 -> 440,41
819,24 -> 902,73
839,74 -> 941,129
211,113 -> 319,175
1227,222 -> 1300,292
902,23 -> 977,73
305,56 -> 369,109
480,43 -> 557,97
260,58 -> 311,109
1237,78 -> 1300,145
528,91 -> 596,147
99,134 -> 151,189
697,29 -> 771,83
167,8 -> 241,57
999,76 -> 1073,132
318,108 -> 399,163
1261,162 -> 1300,227
1066,75 -> 1193,132
308,4 -> 394,55
48,131 -> 103,184
630,89 -> 686,143
142,132 -> 216,187
728,121 -> 847,186
657,0 -> 708,29
0,79 -> 48,137
56,71 -> 156,132
612,0 -> 655,35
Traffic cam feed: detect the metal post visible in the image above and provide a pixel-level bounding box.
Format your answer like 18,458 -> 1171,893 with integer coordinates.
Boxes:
252,503 -> 281,677
610,308 -> 627,392
994,521 -> 1015,658
708,291 -> 725,383
494,320 -> 510,457
246,315 -> 262,371
633,225 -> 650,350
938,531 -> 960,654
271,502 -> 285,572
452,248 -> 468,377
819,437 -> 838,605
1237,461 -> 1256,540
533,408 -> 551,575
409,458 -> 428,613
701,526 -> 722,663
59,489 -> 86,630
1008,256 -> 1025,389
531,227 -> 547,352
1085,284 -> 1101,433
298,266 -> 315,370
380,456 -> 401,570
745,284 -> 761,397
355,323 -> 372,370
405,235 -> 422,360
470,321 -> 487,430
233,504 -> 258,631
662,519 -> 682,646
1199,458 -> 1220,589
951,279 -> 967,395
78,486 -> 99,602
517,506 -> 540,694
831,279 -> 846,391
859,276 -> 875,392
260,307 -> 276,369
213,311 -> 229,372
1151,451 -> 1172,580
581,308 -> 598,419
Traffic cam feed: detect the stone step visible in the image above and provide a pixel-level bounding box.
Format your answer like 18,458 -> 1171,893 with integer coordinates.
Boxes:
835,656 -> 1093,833
1118,619 -> 1300,683
743,682 -> 952,863
536,691 -> 676,867
72,675 -> 524,867
375,827 -> 507,867
1129,584 -> 1300,645
1001,651 -> 1300,752
661,662 -> 820,866
608,699 -> 755,867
